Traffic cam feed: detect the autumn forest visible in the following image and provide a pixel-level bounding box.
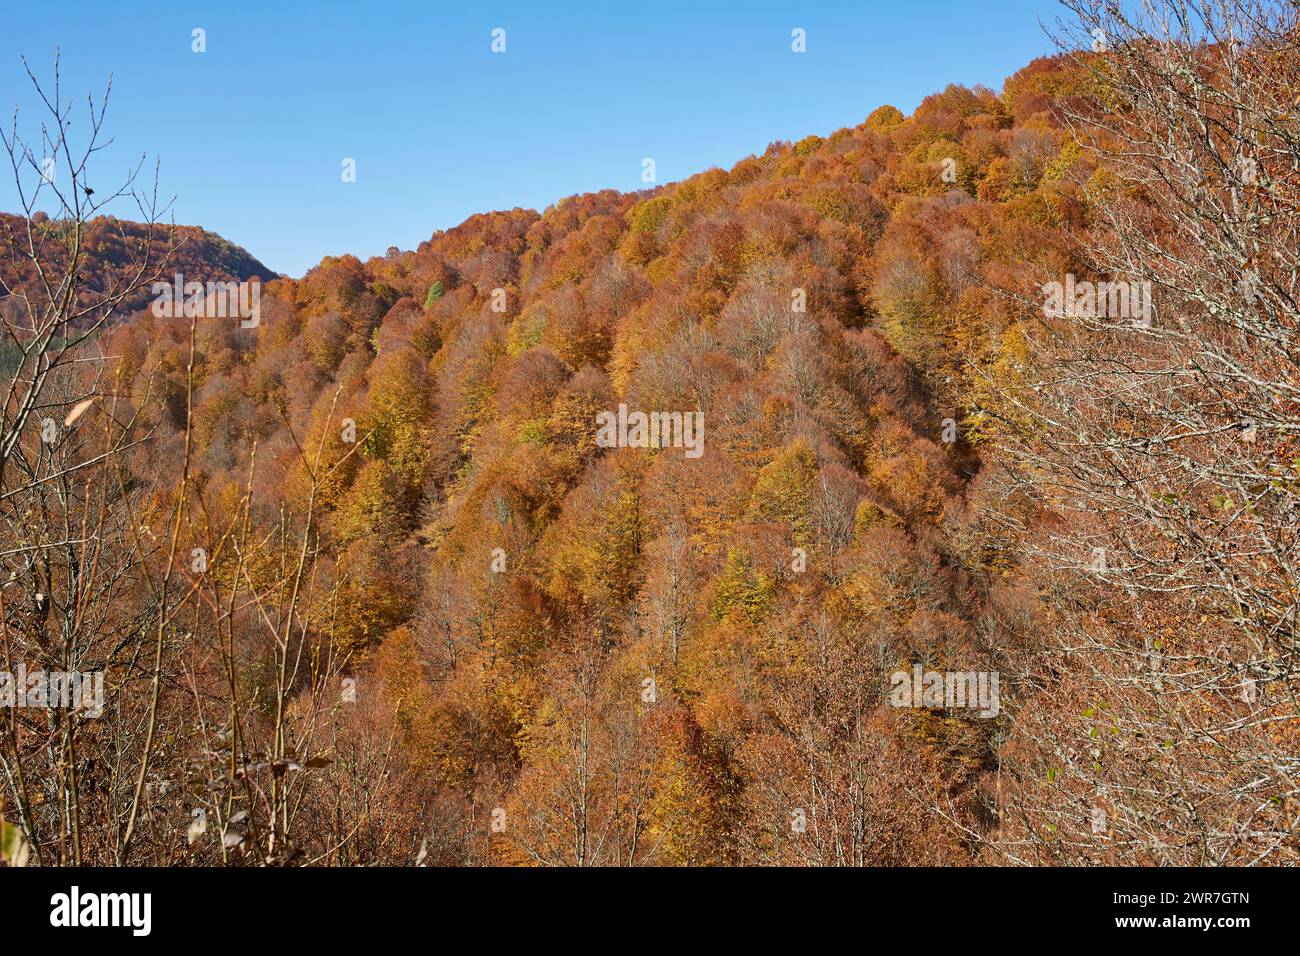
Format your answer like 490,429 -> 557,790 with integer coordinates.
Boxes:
1,0 -> 1297,871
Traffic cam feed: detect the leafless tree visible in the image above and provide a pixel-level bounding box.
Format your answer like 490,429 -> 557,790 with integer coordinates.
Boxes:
984,0 -> 1300,865
0,54 -> 182,866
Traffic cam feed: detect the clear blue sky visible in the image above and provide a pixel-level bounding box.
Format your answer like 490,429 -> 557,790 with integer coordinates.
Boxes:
2,1 -> 1063,277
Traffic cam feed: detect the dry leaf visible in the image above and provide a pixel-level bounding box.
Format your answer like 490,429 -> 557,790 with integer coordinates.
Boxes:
63,398 -> 95,428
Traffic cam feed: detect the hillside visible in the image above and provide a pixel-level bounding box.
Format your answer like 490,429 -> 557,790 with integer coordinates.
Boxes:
88,54 -> 1092,865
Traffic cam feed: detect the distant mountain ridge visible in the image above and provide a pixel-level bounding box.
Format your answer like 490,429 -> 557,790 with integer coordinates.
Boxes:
0,211 -> 277,317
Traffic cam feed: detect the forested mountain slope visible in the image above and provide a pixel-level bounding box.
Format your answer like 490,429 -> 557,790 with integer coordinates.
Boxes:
90,55 -> 1093,864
